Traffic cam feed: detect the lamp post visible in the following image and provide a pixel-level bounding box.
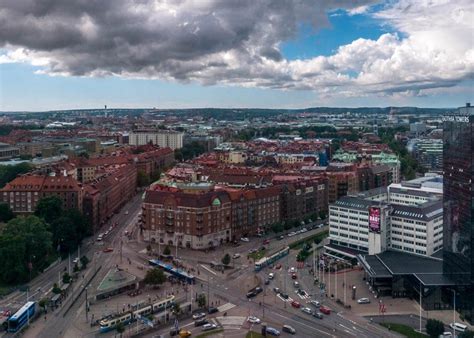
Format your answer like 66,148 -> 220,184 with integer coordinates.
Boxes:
452,289 -> 456,338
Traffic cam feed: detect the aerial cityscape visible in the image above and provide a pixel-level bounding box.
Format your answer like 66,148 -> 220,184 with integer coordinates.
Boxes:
0,1 -> 473,338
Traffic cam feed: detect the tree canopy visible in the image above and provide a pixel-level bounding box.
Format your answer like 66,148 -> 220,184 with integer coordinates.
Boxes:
221,253 -> 231,266
143,268 -> 166,286
0,163 -> 34,189
0,203 -> 14,223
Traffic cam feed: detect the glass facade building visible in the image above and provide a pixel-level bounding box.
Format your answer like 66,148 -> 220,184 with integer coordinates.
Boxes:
443,103 -> 474,323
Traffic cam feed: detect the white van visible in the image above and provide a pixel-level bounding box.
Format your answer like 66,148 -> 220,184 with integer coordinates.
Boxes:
449,322 -> 467,332
97,234 -> 103,241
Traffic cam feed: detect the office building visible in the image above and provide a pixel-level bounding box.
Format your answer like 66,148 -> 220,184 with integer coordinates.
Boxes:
443,103 -> 474,323
129,130 -> 184,149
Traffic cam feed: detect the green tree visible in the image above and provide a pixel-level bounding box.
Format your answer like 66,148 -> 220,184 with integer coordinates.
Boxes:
221,253 -> 231,266
163,245 -> 171,256
197,294 -> 206,308
80,256 -> 89,269
425,319 -> 445,338
62,272 -> 71,284
283,222 -> 292,231
173,303 -> 181,315
0,215 -> 52,284
318,211 -> 327,220
116,322 -> 125,338
0,203 -> 14,223
38,298 -> 48,312
143,268 -> 166,286
0,162 -> 34,188
52,283 -> 62,294
35,196 -> 63,224
137,170 -> 151,187
271,223 -> 284,233
459,331 -> 474,338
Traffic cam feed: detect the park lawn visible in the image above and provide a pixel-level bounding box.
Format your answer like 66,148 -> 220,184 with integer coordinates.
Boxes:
246,331 -> 265,338
380,323 -> 428,338
195,328 -> 224,337
249,249 -> 266,261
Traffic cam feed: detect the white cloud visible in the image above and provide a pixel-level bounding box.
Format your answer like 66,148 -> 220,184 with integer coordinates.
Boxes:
0,0 -> 472,99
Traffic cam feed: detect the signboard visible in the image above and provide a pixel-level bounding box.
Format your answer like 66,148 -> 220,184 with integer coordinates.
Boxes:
368,207 -> 381,233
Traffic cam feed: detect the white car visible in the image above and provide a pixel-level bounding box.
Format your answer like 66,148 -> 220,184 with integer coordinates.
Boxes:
301,307 -> 313,315
202,323 -> 217,331
192,312 -> 206,320
247,316 -> 261,324
309,300 -> 320,307
357,298 -> 371,304
240,237 -> 249,242
268,273 -> 274,279
232,253 -> 241,259
289,267 -> 296,273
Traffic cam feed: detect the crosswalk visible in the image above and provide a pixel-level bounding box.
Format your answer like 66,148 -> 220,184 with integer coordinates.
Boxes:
295,290 -> 311,300
217,302 -> 235,312
277,294 -> 294,302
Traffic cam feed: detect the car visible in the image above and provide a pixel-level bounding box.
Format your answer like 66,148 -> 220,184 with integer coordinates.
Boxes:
125,211 -> 129,215
240,237 -> 249,242
293,281 -> 299,288
357,298 -> 371,304
313,312 -> 324,319
72,257 -> 79,264
319,306 -> 331,315
273,287 -> 280,293
249,248 -> 257,253
302,227 -> 308,232
297,289 -> 306,296
202,323 -> 217,331
103,247 -> 114,253
255,287 -> 263,294
266,327 -> 281,336
246,291 -> 257,298
440,333 -> 453,338
256,233 -> 264,237
301,307 -> 312,314
291,273 -> 297,279
259,246 -> 266,251
247,316 -> 261,324
309,300 -> 320,307
280,293 -> 289,300
277,235 -> 284,240
264,279 -> 270,285
449,322 -> 468,332
192,312 -> 206,320
178,330 -> 192,338
194,318 -> 209,327
208,307 -> 218,314
263,239 -> 270,245
282,325 -> 296,334
170,328 -> 180,336
291,300 -> 301,308
289,267 -> 296,273
232,253 -> 241,259
96,234 -> 103,241
275,264 -> 282,269
268,272 -> 274,279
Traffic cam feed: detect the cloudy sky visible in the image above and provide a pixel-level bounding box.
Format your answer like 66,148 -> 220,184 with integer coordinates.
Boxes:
0,0 -> 473,111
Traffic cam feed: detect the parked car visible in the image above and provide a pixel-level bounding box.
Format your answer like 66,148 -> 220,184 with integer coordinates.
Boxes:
232,253 -> 241,259
293,281 -> 300,288
247,316 -> 261,324
249,248 -> 257,253
280,293 -> 289,300
103,247 -> 114,253
309,300 -> 320,307
268,272 -> 275,279
202,323 -> 217,331
266,327 -> 281,336
247,291 -> 257,298
282,325 -> 296,334
313,312 -> 324,319
255,287 -> 263,294
240,237 -> 249,242
301,307 -> 312,315
449,322 -> 467,332
275,264 -> 282,269
273,287 -> 280,294
291,300 -> 301,308
192,312 -> 206,320
319,306 -> 331,315
208,307 -> 218,314
194,318 -> 209,327
357,298 -> 371,304
289,267 -> 296,273
277,235 -> 284,240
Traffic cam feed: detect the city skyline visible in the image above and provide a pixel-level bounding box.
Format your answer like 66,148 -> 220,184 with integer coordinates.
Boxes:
1,0 -> 473,111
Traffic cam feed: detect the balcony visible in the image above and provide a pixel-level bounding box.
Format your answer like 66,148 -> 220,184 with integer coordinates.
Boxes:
165,219 -> 174,226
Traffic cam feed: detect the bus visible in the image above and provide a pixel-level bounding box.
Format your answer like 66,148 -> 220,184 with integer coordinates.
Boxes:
255,246 -> 290,271
7,301 -> 36,333
149,259 -> 195,284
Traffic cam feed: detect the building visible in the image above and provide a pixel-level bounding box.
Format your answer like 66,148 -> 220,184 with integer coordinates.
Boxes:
408,138 -> 443,172
0,173 -> 83,213
388,174 -> 443,206
142,185 -> 232,249
442,103 -> 474,324
0,142 -> 20,160
129,130 -> 184,149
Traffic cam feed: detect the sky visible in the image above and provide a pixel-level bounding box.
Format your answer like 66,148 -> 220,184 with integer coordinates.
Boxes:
0,0 -> 473,111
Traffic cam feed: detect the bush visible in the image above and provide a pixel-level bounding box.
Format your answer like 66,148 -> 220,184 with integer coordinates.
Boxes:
426,319 -> 444,338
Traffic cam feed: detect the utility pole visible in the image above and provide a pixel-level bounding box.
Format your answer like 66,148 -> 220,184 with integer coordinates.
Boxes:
335,264 -> 338,301
344,268 -> 347,305
120,236 -> 123,264
419,282 -> 422,333
68,253 -> 71,275
452,290 -> 456,338
85,287 -> 89,322
207,275 -> 210,311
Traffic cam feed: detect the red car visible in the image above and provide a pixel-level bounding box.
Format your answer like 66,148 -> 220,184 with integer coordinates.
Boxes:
275,264 -> 282,270
319,306 -> 331,315
103,247 -> 114,253
291,301 -> 301,308
263,239 -> 270,245
291,273 -> 297,279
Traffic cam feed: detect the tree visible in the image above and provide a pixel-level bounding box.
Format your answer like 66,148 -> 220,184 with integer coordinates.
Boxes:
52,283 -> 62,294
271,222 -> 284,233
62,272 -> 71,284
38,298 -> 48,312
163,246 -> 171,256
173,303 -> 181,316
80,256 -> 89,269
0,203 -> 14,223
318,211 -> 327,220
0,215 -> 52,284
35,196 -> 63,224
143,268 -> 166,286
283,222 -> 292,231
425,319 -> 445,338
137,170 -> 151,187
197,294 -> 206,308
221,253 -> 231,266
459,331 -> 474,338
116,322 -> 125,338
0,162 -> 34,188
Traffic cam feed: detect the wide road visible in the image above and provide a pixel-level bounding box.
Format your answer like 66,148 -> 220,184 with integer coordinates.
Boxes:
26,193 -> 144,338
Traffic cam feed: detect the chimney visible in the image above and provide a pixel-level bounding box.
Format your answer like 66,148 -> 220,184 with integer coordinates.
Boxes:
467,103 -> 471,107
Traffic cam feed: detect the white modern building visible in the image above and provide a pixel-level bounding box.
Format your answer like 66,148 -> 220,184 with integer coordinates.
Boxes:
129,130 -> 184,149
326,175 -> 443,259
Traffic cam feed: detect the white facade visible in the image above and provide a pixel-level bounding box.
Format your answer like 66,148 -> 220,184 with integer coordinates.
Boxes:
388,174 -> 442,206
129,131 -> 184,149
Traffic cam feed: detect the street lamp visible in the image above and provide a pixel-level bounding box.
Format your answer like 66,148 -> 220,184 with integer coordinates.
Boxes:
452,289 -> 456,338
